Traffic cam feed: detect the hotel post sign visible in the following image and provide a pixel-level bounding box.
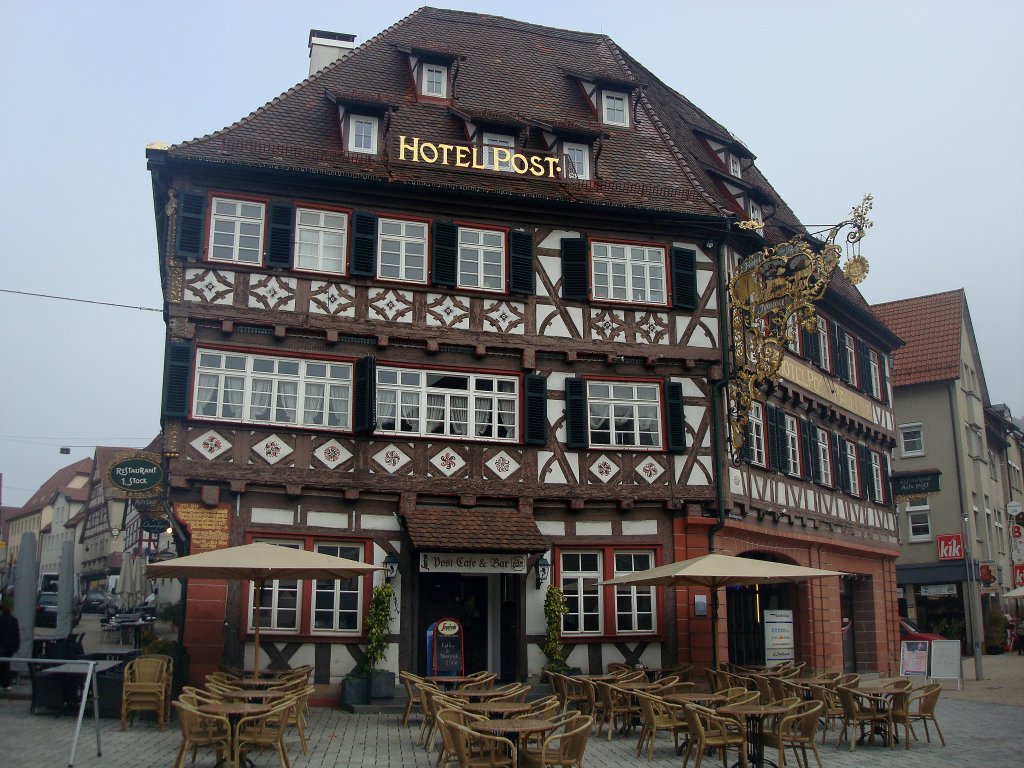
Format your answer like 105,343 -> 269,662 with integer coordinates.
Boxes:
398,135 -> 563,178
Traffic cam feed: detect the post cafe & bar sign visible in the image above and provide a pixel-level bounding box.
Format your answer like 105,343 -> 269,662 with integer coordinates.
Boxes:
399,135 -> 563,178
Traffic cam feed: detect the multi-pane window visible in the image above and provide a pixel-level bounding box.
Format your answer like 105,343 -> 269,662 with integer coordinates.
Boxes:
591,242 -> 666,304
482,133 -> 515,172
783,414 -> 800,476
868,351 -> 882,399
729,154 -> 742,178
563,142 -> 590,180
816,427 -> 832,485
422,64 -> 447,97
870,451 -> 884,502
295,208 -> 347,274
458,227 -> 505,291
587,381 -> 661,448
348,115 -> 378,154
561,552 -> 602,634
313,543 -> 363,633
899,424 -> 924,456
376,367 -> 518,441
845,442 -> 860,496
602,91 -> 628,126
844,333 -> 858,387
748,403 -> 766,466
966,425 -> 983,458
249,540 -> 300,632
194,350 -> 352,428
209,197 -> 264,264
378,218 -> 428,283
906,500 -> 931,542
613,552 -> 655,632
816,318 -> 830,371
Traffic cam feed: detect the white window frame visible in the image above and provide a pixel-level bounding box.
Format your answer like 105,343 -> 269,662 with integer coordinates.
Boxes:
613,551 -> 656,634
376,367 -> 519,442
560,551 -> 603,635
194,349 -> 352,429
347,114 -> 379,154
816,427 -> 832,486
966,425 -> 983,458
785,314 -> 800,354
421,63 -> 447,97
816,318 -> 830,371
748,403 -> 766,467
586,381 -> 662,449
845,442 -> 860,497
208,197 -> 265,265
906,499 -> 932,542
563,142 -> 590,180
783,414 -> 801,476
899,423 -> 924,457
295,208 -> 348,275
590,241 -> 667,305
312,542 -> 364,635
844,333 -> 858,387
868,350 -> 882,399
457,227 -> 505,291
482,133 -> 515,172
729,154 -> 742,178
870,451 -> 884,502
601,91 -> 629,127
377,218 -> 428,283
248,539 -> 302,633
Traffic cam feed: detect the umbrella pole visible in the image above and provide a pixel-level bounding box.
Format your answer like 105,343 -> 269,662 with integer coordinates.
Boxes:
253,578 -> 263,681
711,589 -> 720,670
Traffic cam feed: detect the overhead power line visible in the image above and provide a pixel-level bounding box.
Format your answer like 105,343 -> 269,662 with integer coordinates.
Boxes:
0,288 -> 161,313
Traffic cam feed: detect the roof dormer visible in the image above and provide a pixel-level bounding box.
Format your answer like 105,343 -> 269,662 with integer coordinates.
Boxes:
564,69 -> 641,129
326,90 -> 397,157
396,45 -> 464,102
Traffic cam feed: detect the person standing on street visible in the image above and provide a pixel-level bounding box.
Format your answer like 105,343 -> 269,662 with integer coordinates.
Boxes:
1015,616 -> 1024,655
0,596 -> 21,690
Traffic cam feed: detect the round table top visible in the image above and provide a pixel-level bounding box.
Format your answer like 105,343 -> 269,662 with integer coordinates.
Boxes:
232,678 -> 284,688
463,701 -> 534,717
445,689 -> 507,700
571,674 -> 617,681
788,677 -> 829,685
718,704 -> 788,717
218,689 -> 289,701
614,681 -> 659,690
425,675 -> 476,685
198,702 -> 272,717
472,718 -> 558,736
663,692 -> 727,705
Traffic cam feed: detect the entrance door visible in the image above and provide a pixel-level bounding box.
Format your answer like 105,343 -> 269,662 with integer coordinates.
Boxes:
726,583 -> 792,666
499,574 -> 521,682
840,587 -> 856,673
418,573 -> 489,674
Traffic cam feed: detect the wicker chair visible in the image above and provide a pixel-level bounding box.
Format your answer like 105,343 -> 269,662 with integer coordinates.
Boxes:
561,675 -> 594,715
121,656 -> 171,731
835,685 -> 894,751
806,683 -> 843,743
283,684 -> 315,755
635,693 -> 686,759
890,682 -> 945,748
448,720 -> 517,768
436,706 -> 487,768
681,704 -> 748,768
593,682 -> 639,740
520,714 -> 593,768
234,698 -> 293,768
400,671 -> 426,726
834,673 -> 860,688
763,700 -> 823,768
171,700 -> 230,768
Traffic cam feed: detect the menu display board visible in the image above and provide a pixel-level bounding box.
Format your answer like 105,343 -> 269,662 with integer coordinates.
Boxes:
428,617 -> 464,676
174,503 -> 230,552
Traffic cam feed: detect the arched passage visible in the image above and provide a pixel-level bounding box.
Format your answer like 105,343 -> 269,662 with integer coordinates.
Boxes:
726,551 -> 799,666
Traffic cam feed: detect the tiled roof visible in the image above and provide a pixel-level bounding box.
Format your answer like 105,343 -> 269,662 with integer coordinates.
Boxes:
872,289 -> 965,387
16,458 -> 93,517
403,507 -> 549,553
166,7 -> 724,218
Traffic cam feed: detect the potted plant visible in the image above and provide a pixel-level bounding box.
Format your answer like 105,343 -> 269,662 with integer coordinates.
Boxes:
541,585 -> 575,675
365,582 -> 397,699
341,666 -> 369,708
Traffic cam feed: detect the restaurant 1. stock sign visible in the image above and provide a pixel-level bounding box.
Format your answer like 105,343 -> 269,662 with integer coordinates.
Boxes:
937,533 -> 964,560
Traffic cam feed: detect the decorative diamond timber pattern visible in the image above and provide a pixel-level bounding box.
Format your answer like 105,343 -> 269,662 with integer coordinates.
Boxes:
589,456 -> 619,483
252,434 -> 294,465
369,289 -> 414,322
309,281 -> 356,316
184,269 -> 235,305
248,275 -> 297,311
485,451 -> 520,480
430,448 -> 466,477
190,430 -> 231,460
312,439 -> 352,469
425,294 -> 470,329
372,444 -> 411,473
635,457 -> 665,483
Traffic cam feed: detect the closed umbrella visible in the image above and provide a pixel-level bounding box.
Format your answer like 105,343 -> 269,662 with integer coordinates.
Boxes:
602,552 -> 845,668
148,542 -> 380,678
118,554 -> 138,610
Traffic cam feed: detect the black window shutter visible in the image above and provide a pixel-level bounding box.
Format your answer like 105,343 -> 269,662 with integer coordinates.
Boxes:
741,418 -> 754,463
508,230 -> 535,296
879,355 -> 890,405
350,211 -> 377,277
808,425 -> 822,483
431,221 -> 458,287
766,404 -> 781,473
858,444 -> 871,500
353,356 -> 376,434
831,324 -> 848,382
881,454 -> 891,503
834,434 -> 849,493
560,237 -> 589,302
523,373 -> 548,446
266,202 -> 294,269
162,342 -> 194,418
857,340 -> 871,393
801,328 -> 815,363
175,191 -> 206,261
799,419 -> 813,480
670,247 -> 698,309
664,381 -> 687,453
564,377 -> 588,449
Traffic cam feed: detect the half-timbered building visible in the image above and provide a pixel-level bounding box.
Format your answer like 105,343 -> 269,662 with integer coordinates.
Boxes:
148,8 -> 902,691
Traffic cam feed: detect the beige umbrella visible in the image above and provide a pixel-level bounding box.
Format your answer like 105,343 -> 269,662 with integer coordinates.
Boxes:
148,542 -> 381,679
1003,586 -> 1024,599
602,552 -> 845,668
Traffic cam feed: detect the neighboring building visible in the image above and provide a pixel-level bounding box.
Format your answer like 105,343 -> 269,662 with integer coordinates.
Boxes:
874,289 -> 1010,650
148,8 -> 905,689
79,448 -> 135,593
39,475 -> 91,577
986,403 -> 1024,614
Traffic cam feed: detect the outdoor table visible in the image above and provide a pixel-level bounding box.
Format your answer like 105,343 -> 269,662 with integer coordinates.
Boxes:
232,678 -> 284,689
463,701 -> 534,718
197,701 -> 272,768
472,718 -> 559,766
571,673 -> 617,682
614,680 -> 659,691
445,688 -> 508,701
663,692 -> 726,706
117,618 -> 156,649
217,688 -> 289,702
853,685 -> 910,745
424,674 -> 476,690
39,660 -> 121,677
718,703 -> 787,768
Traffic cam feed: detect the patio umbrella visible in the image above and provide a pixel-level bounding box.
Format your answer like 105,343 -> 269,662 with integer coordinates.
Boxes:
1003,586 -> 1024,599
602,552 -> 845,668
118,554 -> 141,610
148,542 -> 381,678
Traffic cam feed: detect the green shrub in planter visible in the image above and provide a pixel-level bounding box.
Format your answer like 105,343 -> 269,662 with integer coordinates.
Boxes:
541,585 -> 569,674
365,583 -> 397,699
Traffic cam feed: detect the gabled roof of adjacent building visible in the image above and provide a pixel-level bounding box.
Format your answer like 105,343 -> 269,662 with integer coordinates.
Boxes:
872,289 -> 966,387
11,458 -> 93,519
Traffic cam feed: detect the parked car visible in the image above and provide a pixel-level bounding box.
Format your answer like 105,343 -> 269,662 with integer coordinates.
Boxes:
36,591 -> 82,628
899,616 -> 945,642
81,590 -> 111,614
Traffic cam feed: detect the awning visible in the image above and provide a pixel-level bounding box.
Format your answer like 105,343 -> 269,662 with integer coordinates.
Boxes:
403,507 -> 549,553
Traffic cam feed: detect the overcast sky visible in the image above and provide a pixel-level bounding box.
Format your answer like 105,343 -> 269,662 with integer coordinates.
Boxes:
1,1 -> 1021,507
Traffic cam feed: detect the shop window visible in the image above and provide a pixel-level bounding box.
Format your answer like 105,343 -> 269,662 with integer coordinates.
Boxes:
209,197 -> 265,264
899,423 -> 924,457
906,500 -> 932,542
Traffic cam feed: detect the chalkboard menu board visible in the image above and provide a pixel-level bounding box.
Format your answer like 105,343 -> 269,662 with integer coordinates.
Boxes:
429,617 -> 463,675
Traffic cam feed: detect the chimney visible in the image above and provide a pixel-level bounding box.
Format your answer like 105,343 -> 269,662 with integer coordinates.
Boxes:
308,29 -> 356,76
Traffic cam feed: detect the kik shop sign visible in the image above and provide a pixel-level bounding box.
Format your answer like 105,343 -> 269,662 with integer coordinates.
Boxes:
398,135 -> 562,178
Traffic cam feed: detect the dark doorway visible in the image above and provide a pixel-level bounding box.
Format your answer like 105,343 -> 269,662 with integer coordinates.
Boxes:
726,582 -> 793,666
840,580 -> 856,672
417,573 -> 489,674
499,574 -> 521,682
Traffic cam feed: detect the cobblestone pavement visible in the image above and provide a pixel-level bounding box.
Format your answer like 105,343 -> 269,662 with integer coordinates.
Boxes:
4,631 -> 1022,768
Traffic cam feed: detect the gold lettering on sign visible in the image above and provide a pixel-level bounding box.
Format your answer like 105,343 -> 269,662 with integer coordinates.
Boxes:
174,503 -> 230,553
778,356 -> 874,422
397,134 -> 562,178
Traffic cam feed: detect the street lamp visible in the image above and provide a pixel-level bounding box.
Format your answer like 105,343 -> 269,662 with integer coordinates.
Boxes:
383,552 -> 399,581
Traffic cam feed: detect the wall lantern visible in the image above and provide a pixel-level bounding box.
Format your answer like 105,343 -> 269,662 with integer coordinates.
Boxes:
383,552 -> 399,581
535,556 -> 550,590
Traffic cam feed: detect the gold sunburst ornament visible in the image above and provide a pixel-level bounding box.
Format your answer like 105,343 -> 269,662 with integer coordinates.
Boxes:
728,195 -> 873,457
